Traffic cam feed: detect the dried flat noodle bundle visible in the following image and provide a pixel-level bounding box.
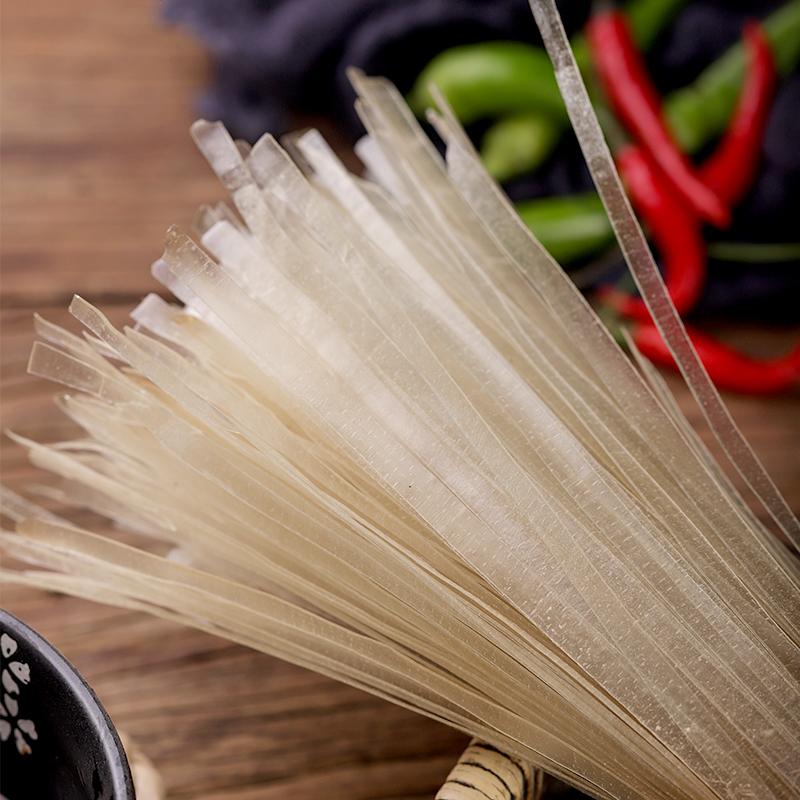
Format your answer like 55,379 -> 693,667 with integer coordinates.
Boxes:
2,3 -> 799,799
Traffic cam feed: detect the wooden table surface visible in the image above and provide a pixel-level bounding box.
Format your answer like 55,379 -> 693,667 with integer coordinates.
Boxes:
2,1 -> 799,798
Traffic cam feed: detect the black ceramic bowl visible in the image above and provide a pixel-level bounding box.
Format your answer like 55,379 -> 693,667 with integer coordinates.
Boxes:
0,608 -> 135,800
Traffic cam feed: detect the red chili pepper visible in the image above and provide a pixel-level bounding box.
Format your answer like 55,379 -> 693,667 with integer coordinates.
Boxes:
698,20 -> 777,207
599,144 -> 706,320
587,8 -> 730,228
630,321 -> 800,395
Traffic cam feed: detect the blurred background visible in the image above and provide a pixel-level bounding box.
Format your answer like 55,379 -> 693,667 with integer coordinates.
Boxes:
1,0 -> 798,797
163,0 -> 800,323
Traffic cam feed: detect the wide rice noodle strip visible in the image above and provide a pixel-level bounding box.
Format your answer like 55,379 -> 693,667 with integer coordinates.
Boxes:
292,123 -> 791,744
317,121 -> 800,666
23,318 -> 693,780
347,73 -> 800,657
155,132 -> 799,795
0,521 -> 691,800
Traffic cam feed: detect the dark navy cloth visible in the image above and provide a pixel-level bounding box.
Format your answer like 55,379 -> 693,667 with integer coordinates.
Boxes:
162,0 -> 567,139
162,0 -> 800,320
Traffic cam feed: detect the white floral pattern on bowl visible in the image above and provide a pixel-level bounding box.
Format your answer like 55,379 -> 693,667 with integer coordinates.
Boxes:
0,632 -> 38,756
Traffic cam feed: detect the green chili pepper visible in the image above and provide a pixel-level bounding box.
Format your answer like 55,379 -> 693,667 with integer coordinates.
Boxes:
409,0 -> 690,188
480,112 -> 562,183
515,192 -> 615,263
571,0 -> 691,73
624,0 -> 694,50
406,41 -> 568,125
407,0 -> 689,125
664,0 -> 800,152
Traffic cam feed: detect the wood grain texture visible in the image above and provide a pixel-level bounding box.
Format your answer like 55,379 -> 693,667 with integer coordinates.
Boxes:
1,0 -> 798,798
0,1 -> 472,796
